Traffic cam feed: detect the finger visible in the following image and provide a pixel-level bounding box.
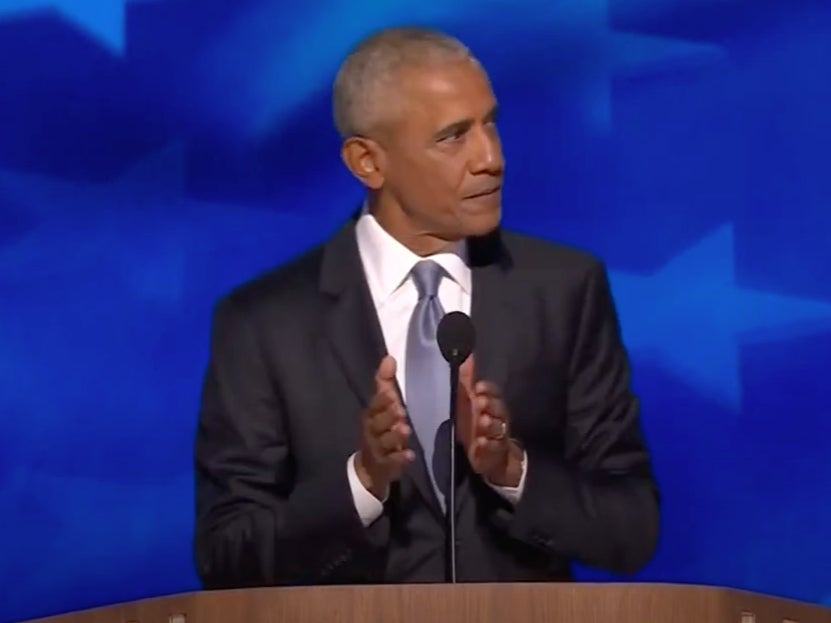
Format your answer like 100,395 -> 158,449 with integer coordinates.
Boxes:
476,414 -> 506,438
377,426 -> 410,452
468,440 -> 502,474
489,416 -> 508,439
386,448 -> 416,469
456,378 -> 475,411
477,394 -> 508,420
459,353 -> 475,392
474,380 -> 503,399
476,412 -> 492,435
369,405 -> 404,434
483,439 -> 504,454
368,390 -> 395,413
375,355 -> 397,388
368,385 -> 405,415
473,437 -> 505,455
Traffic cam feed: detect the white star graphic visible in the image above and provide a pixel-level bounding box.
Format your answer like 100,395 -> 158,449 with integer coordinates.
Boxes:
0,0 -> 154,53
195,0 -> 725,138
609,224 -> 831,410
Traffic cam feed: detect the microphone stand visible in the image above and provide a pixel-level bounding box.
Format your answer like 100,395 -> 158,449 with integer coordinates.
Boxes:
435,310 -> 475,585
446,356 -> 460,583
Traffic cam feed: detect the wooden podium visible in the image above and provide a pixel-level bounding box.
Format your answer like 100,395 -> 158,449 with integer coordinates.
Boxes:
22,584 -> 831,623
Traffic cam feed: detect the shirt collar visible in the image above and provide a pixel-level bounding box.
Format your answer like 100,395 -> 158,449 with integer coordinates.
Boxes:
355,206 -> 471,307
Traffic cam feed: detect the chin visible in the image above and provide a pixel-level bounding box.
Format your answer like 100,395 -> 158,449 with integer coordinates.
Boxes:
458,199 -> 502,237
463,214 -> 500,238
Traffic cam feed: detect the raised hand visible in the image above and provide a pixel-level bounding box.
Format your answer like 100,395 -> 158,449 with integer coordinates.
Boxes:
355,356 -> 415,499
456,354 -> 523,487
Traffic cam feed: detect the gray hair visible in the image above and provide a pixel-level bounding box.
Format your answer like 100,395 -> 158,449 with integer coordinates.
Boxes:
332,27 -> 475,139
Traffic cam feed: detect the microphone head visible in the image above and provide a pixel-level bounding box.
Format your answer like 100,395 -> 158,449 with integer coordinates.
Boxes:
436,311 -> 475,366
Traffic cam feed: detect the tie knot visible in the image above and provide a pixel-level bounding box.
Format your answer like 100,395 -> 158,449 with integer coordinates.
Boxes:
410,260 -> 444,299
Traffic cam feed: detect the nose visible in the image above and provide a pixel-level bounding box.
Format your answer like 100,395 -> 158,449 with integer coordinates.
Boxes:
468,125 -> 504,176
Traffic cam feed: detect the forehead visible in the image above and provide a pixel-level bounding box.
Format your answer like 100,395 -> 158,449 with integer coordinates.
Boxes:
393,60 -> 497,128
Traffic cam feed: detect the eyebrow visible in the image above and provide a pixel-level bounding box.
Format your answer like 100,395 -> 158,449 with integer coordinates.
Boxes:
434,104 -> 499,140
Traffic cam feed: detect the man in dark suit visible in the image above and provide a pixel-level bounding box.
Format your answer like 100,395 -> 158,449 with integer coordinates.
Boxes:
194,26 -> 660,588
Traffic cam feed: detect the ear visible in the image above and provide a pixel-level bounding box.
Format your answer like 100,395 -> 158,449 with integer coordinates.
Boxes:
341,137 -> 386,190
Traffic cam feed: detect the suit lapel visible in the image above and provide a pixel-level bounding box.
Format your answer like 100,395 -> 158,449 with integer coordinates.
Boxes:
469,260 -> 512,395
320,221 -> 445,520
456,231 -> 514,514
320,223 -> 386,407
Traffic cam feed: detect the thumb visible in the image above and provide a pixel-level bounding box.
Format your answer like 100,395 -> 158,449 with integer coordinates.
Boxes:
376,355 -> 397,387
458,353 -> 475,392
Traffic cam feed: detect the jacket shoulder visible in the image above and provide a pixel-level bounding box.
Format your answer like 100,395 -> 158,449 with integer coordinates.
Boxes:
219,243 -> 326,317
500,230 -> 606,276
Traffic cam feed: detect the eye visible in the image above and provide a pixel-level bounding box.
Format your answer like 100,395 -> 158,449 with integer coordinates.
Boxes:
438,128 -> 466,143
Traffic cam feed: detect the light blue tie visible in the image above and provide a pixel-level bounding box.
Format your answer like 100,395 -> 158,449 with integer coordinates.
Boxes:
405,260 -> 451,511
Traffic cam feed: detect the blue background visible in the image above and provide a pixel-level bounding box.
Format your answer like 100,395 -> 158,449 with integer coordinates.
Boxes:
1,1 -> 830,621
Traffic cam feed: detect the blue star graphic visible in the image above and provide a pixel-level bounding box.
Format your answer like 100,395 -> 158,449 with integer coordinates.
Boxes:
0,141 -> 354,493
0,0 -> 151,53
609,224 -> 831,410
0,142 -> 350,306
197,0 -> 725,138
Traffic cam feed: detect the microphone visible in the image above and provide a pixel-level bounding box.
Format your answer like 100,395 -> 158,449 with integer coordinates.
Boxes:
436,311 -> 475,584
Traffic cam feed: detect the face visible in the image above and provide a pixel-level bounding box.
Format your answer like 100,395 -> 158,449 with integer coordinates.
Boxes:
344,58 -> 505,246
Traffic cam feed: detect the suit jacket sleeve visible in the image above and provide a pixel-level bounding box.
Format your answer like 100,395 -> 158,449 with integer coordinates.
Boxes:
193,294 -> 388,588
498,260 -> 660,576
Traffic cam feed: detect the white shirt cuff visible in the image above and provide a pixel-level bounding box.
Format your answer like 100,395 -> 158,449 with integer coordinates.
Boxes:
484,450 -> 528,505
347,452 -> 387,527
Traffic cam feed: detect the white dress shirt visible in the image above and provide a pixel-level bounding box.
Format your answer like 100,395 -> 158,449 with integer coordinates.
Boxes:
347,210 -> 527,527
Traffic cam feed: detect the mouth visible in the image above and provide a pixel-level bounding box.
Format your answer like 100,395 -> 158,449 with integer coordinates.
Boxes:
463,186 -> 501,200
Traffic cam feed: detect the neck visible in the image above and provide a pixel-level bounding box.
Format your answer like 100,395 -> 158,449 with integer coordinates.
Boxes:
368,196 -> 459,257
